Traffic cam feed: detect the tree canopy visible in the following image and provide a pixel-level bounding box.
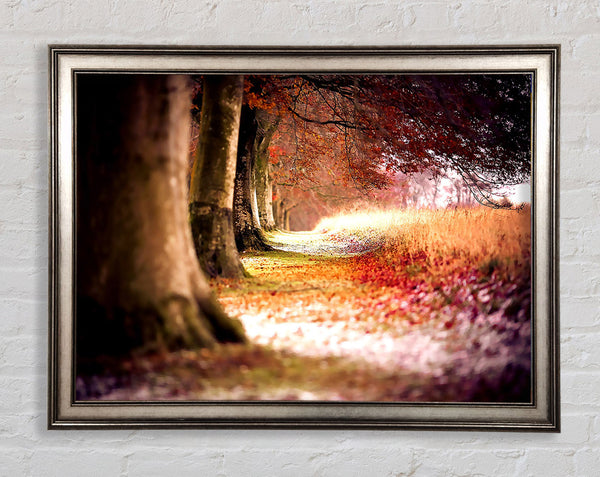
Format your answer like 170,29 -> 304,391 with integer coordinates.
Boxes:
237,73 -> 531,226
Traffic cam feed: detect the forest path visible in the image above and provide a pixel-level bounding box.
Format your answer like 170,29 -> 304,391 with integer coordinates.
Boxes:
207,228 -> 530,402
266,229 -> 379,256
86,221 -> 530,402
213,232 -> 444,400
212,229 -> 449,401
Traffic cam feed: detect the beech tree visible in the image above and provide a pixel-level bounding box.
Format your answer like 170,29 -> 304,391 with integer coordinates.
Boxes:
76,74 -> 246,359
232,104 -> 269,251
231,85 -> 281,250
189,75 -> 246,278
254,110 -> 280,231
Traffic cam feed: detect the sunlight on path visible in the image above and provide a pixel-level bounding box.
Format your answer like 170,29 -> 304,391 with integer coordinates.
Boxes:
248,231 -> 452,376
238,304 -> 450,375
267,230 -> 379,256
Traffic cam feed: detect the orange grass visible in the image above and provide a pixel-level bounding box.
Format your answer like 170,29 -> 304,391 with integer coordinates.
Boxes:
318,205 -> 531,282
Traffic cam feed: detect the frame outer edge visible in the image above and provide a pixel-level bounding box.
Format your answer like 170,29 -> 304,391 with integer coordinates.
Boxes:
48,46 -> 57,429
551,44 -> 561,432
47,45 -> 561,431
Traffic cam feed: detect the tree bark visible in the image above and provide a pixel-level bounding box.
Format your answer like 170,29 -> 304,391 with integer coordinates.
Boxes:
283,209 -> 291,231
254,112 -> 279,231
189,75 -> 246,278
233,105 -> 273,252
76,74 -> 246,359
272,184 -> 284,230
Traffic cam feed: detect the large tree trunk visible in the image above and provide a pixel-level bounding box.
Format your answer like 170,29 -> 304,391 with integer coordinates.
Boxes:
76,74 -> 246,359
189,75 -> 245,278
233,106 -> 273,252
254,112 -> 279,231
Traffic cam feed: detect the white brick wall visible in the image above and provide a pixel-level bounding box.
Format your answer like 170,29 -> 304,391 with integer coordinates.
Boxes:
1,1 -> 598,475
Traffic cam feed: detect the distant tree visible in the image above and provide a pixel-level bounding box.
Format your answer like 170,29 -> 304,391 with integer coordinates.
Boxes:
254,110 -> 280,230
232,104 -> 273,251
189,75 -> 246,278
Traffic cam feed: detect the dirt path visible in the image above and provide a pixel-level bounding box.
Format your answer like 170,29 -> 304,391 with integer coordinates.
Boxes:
267,229 -> 380,256
211,230 -> 531,402
230,231 -> 448,373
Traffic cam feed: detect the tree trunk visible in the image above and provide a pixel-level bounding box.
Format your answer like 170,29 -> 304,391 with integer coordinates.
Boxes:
76,74 -> 246,359
189,75 -> 245,278
233,105 -> 273,252
273,187 -> 285,230
254,112 -> 279,231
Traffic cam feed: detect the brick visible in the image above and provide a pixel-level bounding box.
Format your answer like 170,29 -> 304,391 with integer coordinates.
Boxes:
0,69 -> 47,108
561,70 -> 600,109
520,449 -> 577,476
586,113 -> 600,145
431,449 -> 522,476
0,150 -> 45,188
0,1 -> 15,30
497,1 -> 600,36
356,4 -> 405,32
0,413 -> 39,447
562,297 -> 600,328
583,227 -> 600,256
62,1 -> 114,31
0,449 -> 32,477
593,415 -> 600,444
561,261 -> 600,298
222,448 -> 415,477
560,222 -> 585,257
575,448 -> 600,477
570,34 -> 600,70
126,449 -> 223,477
2,298 -> 47,336
0,186 -> 48,228
214,2 -> 270,40
561,113 -> 588,144
313,448 -> 414,476
0,267 -> 47,301
552,414 -> 592,445
0,335 -> 47,377
563,332 -> 600,369
0,376 -> 42,414
0,38 -> 44,69
561,189 -> 599,219
222,449 -> 317,477
11,0 -> 68,32
307,2 -> 357,30
0,227 -> 47,268
408,3 -> 455,32
0,335 -> 43,376
562,372 -> 600,407
453,3 -> 505,35
31,450 -> 122,477
562,223 -> 600,259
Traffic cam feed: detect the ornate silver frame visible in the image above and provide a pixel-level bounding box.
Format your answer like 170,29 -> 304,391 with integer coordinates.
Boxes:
49,46 -> 560,430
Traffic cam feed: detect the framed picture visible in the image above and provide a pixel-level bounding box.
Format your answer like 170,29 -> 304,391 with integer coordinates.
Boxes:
49,46 -> 559,430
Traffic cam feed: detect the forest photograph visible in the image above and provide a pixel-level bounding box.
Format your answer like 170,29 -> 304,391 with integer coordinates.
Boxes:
74,71 -> 533,403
